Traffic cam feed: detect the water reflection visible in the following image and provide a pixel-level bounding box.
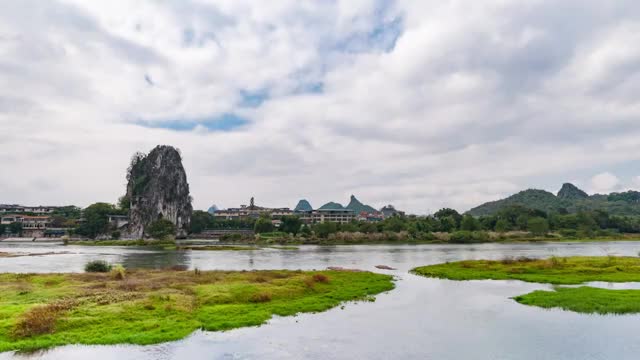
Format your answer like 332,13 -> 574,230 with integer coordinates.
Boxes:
120,250 -> 191,270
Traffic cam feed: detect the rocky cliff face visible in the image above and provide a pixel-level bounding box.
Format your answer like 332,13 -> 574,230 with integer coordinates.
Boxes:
124,145 -> 192,238
557,183 -> 589,199
346,195 -> 377,213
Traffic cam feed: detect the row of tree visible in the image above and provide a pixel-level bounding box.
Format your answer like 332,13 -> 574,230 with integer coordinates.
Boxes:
189,205 -> 640,239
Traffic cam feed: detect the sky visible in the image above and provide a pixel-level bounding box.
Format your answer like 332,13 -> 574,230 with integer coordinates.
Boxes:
1,0 -> 640,214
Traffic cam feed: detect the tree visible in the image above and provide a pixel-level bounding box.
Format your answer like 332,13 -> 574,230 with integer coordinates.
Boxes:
190,210 -> 214,234
527,217 -> 549,236
280,216 -> 303,235
8,222 -> 22,236
434,208 -> 462,227
479,216 -> 497,231
495,219 -> 509,233
147,219 -> 176,239
382,216 -> 405,232
358,222 -> 378,233
313,222 -> 338,238
254,215 -> 274,234
516,214 -> 529,230
0,224 -> 5,235
460,215 -> 480,231
439,216 -> 458,232
75,203 -> 117,239
300,224 -> 312,237
118,195 -> 131,212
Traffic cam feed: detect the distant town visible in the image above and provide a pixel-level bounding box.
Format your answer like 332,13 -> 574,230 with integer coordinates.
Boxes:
0,195 -> 404,239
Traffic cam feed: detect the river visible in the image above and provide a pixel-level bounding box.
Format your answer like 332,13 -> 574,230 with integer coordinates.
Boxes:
1,241 -> 640,359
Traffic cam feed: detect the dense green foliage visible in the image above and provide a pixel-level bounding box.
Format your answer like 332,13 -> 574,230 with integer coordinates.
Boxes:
7,222 -> 22,236
0,269 -> 393,352
468,183 -> 640,216
190,210 -> 214,234
513,287 -> 640,315
279,216 -> 303,235
75,203 -> 120,239
84,260 -> 112,273
285,205 -> 640,243
51,206 -> 82,220
412,256 -> 640,284
146,219 -> 176,239
254,215 -> 275,233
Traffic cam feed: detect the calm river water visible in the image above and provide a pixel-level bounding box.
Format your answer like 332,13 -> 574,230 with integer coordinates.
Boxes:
2,241 -> 640,360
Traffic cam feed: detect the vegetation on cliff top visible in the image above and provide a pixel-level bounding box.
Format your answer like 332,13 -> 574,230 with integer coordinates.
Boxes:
0,269 -> 393,352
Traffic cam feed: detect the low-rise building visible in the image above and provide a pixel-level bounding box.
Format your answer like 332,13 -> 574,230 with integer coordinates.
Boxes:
214,197 -> 293,220
296,209 -> 356,224
0,205 -> 57,214
356,211 -> 384,222
107,215 -> 129,229
1,214 -> 51,237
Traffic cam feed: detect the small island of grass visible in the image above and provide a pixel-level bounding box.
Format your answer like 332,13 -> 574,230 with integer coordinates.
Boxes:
411,256 -> 640,284
0,269 -> 393,352
412,256 -> 640,315
512,286 -> 640,315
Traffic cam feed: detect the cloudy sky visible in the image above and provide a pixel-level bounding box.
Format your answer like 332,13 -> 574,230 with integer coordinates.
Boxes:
1,0 -> 640,214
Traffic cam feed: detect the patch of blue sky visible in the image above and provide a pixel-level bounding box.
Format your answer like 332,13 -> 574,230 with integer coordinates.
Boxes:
134,113 -> 249,132
239,89 -> 269,108
332,0 -> 403,54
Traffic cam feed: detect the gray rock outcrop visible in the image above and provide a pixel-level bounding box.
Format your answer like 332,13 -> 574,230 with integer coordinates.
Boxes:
124,145 -> 192,238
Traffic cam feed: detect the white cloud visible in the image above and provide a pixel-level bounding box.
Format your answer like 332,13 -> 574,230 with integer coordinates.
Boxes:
589,172 -> 620,194
1,0 -> 640,213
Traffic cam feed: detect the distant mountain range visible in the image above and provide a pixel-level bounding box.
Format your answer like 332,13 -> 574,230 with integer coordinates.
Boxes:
466,183 -> 640,216
296,195 -> 379,213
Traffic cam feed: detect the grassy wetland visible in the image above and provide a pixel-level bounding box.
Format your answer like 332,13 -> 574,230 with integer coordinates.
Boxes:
0,268 -> 394,352
412,256 -> 640,314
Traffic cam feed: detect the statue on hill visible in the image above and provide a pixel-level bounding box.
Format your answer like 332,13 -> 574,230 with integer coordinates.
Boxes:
123,145 -> 193,238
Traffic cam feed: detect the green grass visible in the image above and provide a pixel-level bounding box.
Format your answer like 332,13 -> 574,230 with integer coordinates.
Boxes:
67,239 -> 178,250
413,256 -> 640,315
0,269 -> 393,352
513,286 -> 640,315
411,256 -> 640,285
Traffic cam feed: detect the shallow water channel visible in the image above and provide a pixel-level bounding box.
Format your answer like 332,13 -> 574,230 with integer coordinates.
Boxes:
2,241 -> 640,360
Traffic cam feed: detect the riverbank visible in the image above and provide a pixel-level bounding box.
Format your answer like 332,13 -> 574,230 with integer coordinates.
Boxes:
0,269 -> 393,352
412,256 -> 640,314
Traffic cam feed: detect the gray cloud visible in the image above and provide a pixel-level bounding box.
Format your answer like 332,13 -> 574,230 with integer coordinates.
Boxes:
1,0 -> 640,213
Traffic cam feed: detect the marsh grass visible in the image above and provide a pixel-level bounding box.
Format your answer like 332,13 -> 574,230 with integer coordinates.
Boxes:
0,269 -> 393,352
110,265 -> 126,280
413,256 -> 640,315
513,287 -> 640,315
411,256 -> 640,285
